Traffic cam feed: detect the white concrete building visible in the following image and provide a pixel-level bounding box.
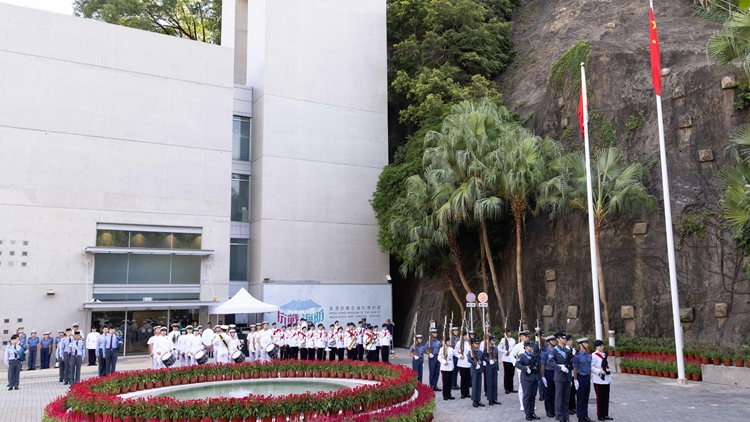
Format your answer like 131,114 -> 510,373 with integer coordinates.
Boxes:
0,0 -> 388,354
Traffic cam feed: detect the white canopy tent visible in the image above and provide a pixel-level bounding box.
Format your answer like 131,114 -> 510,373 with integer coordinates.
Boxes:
209,287 -> 278,315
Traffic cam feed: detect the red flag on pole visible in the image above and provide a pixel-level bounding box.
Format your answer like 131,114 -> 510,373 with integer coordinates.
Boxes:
649,7 -> 662,96
578,84 -> 587,138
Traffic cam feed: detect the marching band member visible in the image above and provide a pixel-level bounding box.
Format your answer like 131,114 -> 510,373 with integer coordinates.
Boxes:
328,324 -> 337,361
335,326 -> 345,361
187,326 -> 203,366
315,324 -> 328,361
258,322 -> 273,363
365,325 -> 378,362
345,323 -> 357,360
245,325 -> 256,362
298,325 -> 308,360
176,328 -> 187,366
356,321 -> 365,361
147,326 -> 161,369
154,327 -> 171,369
306,324 -> 316,360
168,324 -> 181,367
288,324 -> 299,360
228,329 -> 241,362
378,323 -> 392,363
213,326 -> 231,364
372,325 -> 381,362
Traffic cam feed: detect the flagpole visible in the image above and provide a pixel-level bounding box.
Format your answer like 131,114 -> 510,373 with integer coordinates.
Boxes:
651,0 -> 686,384
580,63 -> 603,342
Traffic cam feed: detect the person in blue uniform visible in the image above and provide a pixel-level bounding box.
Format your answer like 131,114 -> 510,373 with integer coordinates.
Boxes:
96,331 -> 108,376
426,328 -> 442,391
547,331 -> 573,422
467,338 -> 485,408
104,325 -> 123,375
16,327 -> 27,347
484,335 -> 501,405
40,332 -> 53,369
61,328 -> 73,385
572,338 -> 593,422
541,334 -> 558,418
516,340 -> 541,420
56,329 -> 68,382
450,327 -> 460,390
26,330 -> 40,370
68,331 -> 85,386
5,334 -> 26,390
408,334 -> 426,383
535,329 -> 547,401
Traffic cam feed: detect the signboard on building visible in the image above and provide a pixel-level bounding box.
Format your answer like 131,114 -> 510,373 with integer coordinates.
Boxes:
262,283 -> 393,327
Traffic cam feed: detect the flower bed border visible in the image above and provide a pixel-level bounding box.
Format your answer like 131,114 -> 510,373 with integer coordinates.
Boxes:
43,361 -> 431,422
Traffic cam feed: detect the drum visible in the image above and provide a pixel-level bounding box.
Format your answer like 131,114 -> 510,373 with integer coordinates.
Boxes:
195,351 -> 209,365
161,352 -> 176,367
231,350 -> 246,363
266,344 -> 280,360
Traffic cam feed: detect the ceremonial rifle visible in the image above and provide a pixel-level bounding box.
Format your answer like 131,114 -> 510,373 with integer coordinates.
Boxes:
442,315 -> 448,360
504,316 -> 510,356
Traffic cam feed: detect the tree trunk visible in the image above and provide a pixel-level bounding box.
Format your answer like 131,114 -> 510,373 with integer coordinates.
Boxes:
514,209 -> 528,330
594,224 -> 610,336
447,279 -> 465,316
482,217 -> 506,324
479,234 -> 491,328
447,230 -> 472,295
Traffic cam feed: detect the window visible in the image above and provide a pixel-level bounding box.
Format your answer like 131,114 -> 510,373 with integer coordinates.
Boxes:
230,238 -> 248,281
232,116 -> 251,161
231,174 -> 250,222
96,230 -> 201,249
21,252 -> 27,256
94,255 -> 201,285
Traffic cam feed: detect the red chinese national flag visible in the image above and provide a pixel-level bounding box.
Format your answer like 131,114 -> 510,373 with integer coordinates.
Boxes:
649,7 -> 662,96
578,85 -> 587,138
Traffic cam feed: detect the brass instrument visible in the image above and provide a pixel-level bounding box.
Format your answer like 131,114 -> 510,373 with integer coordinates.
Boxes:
347,330 -> 357,350
299,332 -> 306,348
365,332 -> 374,349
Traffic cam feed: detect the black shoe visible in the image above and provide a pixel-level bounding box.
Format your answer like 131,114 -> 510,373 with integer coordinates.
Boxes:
511,389 -> 518,393
63,382 -> 68,385
526,417 -> 534,421
547,414 -> 555,418
584,418 -> 592,422
461,395 -> 468,399
433,387 -> 442,391
444,397 -> 449,401
473,401 -> 479,408
452,386 -> 460,390
531,415 -> 540,420
448,396 -> 455,400
505,390 -> 510,394
603,417 -> 613,421
7,388 -> 11,391
476,401 -> 485,407
14,387 -> 18,390
488,400 -> 494,406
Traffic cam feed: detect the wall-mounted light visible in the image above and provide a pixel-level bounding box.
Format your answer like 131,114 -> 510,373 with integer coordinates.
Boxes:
46,289 -> 55,296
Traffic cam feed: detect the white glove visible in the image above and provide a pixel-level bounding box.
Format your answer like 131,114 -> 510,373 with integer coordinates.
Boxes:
574,380 -> 579,390
476,364 -> 481,370
526,368 -> 531,374
560,366 -> 569,374
489,360 -> 495,365
413,355 -> 419,360
542,378 -> 548,388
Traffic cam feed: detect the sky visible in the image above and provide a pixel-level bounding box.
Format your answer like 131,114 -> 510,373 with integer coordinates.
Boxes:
1,0 -> 75,15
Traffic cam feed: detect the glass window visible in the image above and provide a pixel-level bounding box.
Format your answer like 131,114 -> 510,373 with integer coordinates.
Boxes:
129,310 -> 169,355
93,255 -> 128,284
128,255 -> 171,284
232,116 -> 251,161
129,232 -> 172,248
96,230 -> 129,247
171,256 -> 201,284
231,174 -> 250,222
230,238 -> 248,281
172,233 -> 202,249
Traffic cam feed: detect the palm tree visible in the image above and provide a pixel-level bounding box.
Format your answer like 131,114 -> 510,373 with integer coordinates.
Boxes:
424,99 -> 511,321
719,147 -> 750,230
390,174 -> 465,313
707,7 -> 750,75
547,148 -> 656,335
486,127 -> 563,329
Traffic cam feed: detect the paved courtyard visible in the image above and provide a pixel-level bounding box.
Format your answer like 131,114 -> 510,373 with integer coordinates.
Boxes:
1,349 -> 748,421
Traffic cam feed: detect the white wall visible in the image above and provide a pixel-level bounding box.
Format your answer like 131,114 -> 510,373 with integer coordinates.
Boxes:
0,3 -> 234,333
247,0 -> 389,290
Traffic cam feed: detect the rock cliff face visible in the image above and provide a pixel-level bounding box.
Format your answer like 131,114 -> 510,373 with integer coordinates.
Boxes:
397,0 -> 750,347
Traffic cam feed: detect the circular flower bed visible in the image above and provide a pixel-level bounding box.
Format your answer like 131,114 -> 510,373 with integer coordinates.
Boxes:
43,361 -> 433,422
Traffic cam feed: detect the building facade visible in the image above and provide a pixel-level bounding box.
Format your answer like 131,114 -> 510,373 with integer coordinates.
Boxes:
0,0 -> 388,354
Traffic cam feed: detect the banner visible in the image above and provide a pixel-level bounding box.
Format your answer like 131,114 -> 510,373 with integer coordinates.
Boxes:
262,283 -> 393,327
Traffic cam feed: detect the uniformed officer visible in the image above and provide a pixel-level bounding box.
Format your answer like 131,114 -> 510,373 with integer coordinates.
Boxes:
516,340 -> 541,420
450,326 -> 460,390
86,326 -> 100,366
566,335 -> 577,415
536,329 -> 547,401
16,327 -> 27,347
96,330 -> 108,376
61,328 -> 73,385
484,335 -> 501,405
541,335 -> 558,418
547,331 -> 573,422
40,332 -> 53,369
5,334 -> 25,390
408,334 -> 426,383
437,339 -> 455,401
591,340 -> 613,422
56,329 -> 68,382
104,325 -> 122,375
468,338 -> 485,407
499,327 -> 517,394
454,330 -> 472,398
26,330 -> 40,370
572,338 -> 593,422
68,331 -> 85,386
426,328 -> 442,391
511,330 -> 531,411
53,330 -> 64,370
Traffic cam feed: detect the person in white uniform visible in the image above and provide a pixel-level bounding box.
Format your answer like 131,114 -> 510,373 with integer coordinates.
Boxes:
258,322 -> 273,362
186,326 -> 203,366
201,323 -> 214,358
228,329 -> 241,363
212,326 -> 231,364
147,326 -> 161,369
499,327 -> 517,395
288,324 -> 298,360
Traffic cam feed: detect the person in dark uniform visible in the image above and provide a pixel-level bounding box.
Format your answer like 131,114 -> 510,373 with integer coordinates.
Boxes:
104,325 -> 122,375
547,331 -> 573,422
26,331 -> 39,370
516,340 -> 541,420
541,334 -> 558,418
96,331 -> 108,376
484,335 -> 501,405
5,334 -> 25,390
467,338 -> 485,407
61,328 -> 73,385
408,334 -> 426,383
450,327 -> 460,390
573,338 -> 592,422
535,329 -> 547,401
565,335 -> 577,415
68,331 -> 85,386
426,328 -> 442,391
40,332 -> 53,369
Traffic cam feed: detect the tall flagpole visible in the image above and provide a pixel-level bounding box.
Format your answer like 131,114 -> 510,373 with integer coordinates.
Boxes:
580,64 -> 603,342
651,0 -> 686,384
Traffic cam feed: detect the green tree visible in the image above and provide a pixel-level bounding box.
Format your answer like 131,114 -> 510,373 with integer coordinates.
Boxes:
546,148 -> 656,335
488,128 -> 562,329
74,0 -> 221,44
